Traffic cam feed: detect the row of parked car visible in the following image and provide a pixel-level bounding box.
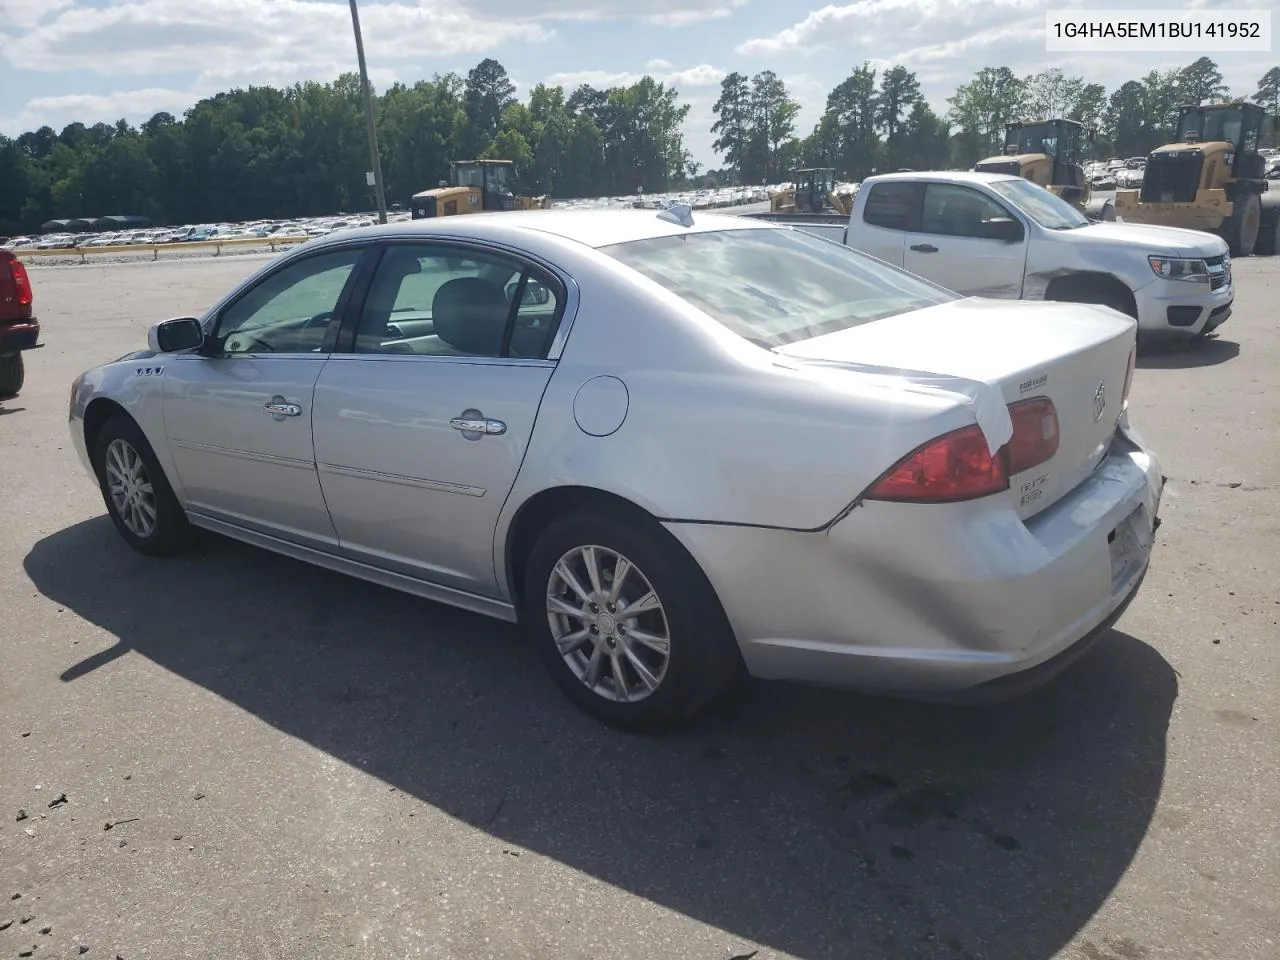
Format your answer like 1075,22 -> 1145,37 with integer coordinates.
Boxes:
1,216 -> 382,253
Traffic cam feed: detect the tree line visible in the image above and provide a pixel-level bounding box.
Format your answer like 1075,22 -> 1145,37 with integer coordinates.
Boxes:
1,55 -> 1277,234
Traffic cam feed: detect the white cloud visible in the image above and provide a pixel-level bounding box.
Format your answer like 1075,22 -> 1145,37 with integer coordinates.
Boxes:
546,64 -> 726,89
463,0 -> 745,24
645,58 -> 674,70
6,0 -> 552,78
1,87 -> 197,135
0,0 -> 73,29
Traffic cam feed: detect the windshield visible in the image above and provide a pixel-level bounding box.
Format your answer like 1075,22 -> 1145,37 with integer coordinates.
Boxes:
1016,125 -> 1058,156
1180,107 -> 1241,144
600,227 -> 957,349
987,178 -> 1090,230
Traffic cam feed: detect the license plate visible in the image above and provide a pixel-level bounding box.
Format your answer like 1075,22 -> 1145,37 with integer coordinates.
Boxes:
1109,505 -> 1151,588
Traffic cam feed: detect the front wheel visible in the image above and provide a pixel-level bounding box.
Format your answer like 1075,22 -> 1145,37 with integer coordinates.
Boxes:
0,354 -> 23,398
92,414 -> 196,556
521,510 -> 741,733
1221,193 -> 1261,256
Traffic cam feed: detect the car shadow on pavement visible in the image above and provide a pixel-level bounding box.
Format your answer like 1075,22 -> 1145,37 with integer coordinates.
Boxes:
27,518 -> 1178,960
1137,336 -> 1239,369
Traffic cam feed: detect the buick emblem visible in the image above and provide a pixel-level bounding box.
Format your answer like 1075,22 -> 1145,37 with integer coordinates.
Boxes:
1093,380 -> 1106,422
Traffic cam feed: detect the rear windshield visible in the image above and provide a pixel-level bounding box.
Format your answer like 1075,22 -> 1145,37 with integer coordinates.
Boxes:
599,227 -> 956,349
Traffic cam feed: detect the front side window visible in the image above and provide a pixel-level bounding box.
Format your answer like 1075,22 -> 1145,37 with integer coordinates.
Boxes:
600,226 -> 955,350
214,247 -> 364,354
987,177 -> 1089,230
351,244 -> 562,359
920,183 -> 1014,238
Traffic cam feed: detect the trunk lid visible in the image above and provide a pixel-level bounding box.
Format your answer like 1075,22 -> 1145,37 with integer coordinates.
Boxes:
775,296 -> 1136,519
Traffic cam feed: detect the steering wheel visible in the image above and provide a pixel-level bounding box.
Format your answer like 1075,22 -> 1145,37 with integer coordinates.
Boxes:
302,310 -> 333,329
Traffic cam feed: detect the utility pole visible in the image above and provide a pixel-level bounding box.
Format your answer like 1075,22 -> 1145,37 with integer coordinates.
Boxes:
348,0 -> 388,224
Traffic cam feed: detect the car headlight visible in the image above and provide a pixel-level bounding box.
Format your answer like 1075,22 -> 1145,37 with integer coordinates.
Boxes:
1148,256 -> 1209,282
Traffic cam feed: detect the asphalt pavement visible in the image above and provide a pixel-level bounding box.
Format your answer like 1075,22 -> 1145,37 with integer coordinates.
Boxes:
1,252 -> 1277,960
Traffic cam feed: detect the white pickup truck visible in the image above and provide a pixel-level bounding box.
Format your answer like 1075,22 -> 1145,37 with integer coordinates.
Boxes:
753,171 -> 1234,341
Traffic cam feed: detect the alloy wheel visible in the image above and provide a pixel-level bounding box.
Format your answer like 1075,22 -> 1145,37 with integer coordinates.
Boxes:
104,438 -> 158,539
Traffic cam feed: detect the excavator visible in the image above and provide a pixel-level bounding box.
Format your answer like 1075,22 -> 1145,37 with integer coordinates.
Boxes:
409,160 -> 551,219
769,168 -> 854,216
1113,101 -> 1278,256
973,118 -> 1115,220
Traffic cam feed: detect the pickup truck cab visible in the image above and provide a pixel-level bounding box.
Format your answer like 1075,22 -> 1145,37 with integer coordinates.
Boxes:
769,171 -> 1233,341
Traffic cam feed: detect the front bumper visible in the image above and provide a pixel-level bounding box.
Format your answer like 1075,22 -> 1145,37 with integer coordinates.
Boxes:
1134,275 -> 1233,335
666,416 -> 1162,698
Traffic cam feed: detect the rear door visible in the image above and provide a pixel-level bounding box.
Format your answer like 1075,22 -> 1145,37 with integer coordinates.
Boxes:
849,180 -> 919,267
902,182 -> 1029,298
310,239 -> 568,599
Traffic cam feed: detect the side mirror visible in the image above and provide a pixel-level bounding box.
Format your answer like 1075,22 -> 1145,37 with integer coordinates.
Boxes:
982,217 -> 1024,242
148,317 -> 204,353
505,279 -> 551,306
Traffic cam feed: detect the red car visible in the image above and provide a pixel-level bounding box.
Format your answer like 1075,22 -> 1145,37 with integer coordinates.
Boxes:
0,250 -> 39,399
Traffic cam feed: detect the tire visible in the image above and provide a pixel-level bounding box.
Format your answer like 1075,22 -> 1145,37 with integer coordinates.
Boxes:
1255,210 -> 1280,256
1046,278 -> 1136,319
92,414 -> 196,556
521,509 -> 741,733
1220,193 -> 1261,256
0,354 -> 23,398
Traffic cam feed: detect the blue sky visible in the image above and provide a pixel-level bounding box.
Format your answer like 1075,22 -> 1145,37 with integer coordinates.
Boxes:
1,0 -> 1275,167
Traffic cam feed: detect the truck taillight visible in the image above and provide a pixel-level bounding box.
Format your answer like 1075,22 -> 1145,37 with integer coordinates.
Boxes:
864,397 -> 1060,503
0,251 -> 33,318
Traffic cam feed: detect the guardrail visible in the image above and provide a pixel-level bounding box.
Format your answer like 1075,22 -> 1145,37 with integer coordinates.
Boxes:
12,234 -> 312,262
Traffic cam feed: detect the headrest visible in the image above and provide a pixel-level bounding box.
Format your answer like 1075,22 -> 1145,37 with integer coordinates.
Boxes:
431,277 -> 509,356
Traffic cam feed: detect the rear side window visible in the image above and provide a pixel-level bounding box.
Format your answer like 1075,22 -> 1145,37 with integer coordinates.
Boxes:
862,182 -> 920,231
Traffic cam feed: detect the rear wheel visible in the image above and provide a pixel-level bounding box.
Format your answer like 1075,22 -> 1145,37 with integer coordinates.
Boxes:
0,354 -> 23,398
92,414 -> 196,556
1220,193 -> 1261,256
521,509 -> 741,733
1255,209 -> 1280,256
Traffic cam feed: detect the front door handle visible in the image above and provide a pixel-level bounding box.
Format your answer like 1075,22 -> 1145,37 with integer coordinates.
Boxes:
450,417 -> 506,436
910,243 -> 938,253
264,398 -> 302,419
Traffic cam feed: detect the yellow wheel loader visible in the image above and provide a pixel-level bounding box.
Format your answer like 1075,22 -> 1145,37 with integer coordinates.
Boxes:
973,118 -> 1114,220
769,168 -> 853,216
409,160 -> 552,219
1113,102 -> 1278,256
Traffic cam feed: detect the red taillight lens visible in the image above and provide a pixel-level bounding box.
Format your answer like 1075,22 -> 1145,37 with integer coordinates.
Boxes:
865,396 -> 1060,504
1121,345 -> 1136,405
865,423 -> 1008,503
1005,396 -> 1059,475
0,252 -> 33,318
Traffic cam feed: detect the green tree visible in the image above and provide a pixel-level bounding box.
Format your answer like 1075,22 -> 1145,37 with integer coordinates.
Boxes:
710,72 -> 752,182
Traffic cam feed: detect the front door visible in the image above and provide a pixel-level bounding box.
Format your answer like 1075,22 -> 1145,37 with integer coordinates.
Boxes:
311,240 -> 566,597
902,182 -> 1028,298
162,245 -> 368,548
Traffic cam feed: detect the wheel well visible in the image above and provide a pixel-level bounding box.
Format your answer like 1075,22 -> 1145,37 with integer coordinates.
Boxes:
505,486 -> 671,606
1044,272 -> 1137,318
82,398 -> 131,466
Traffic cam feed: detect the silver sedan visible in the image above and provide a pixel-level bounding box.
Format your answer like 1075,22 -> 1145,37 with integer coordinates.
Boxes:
68,207 -> 1163,731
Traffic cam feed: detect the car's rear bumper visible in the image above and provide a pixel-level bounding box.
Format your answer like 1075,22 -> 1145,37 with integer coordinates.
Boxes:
0,320 -> 41,355
666,414 -> 1162,698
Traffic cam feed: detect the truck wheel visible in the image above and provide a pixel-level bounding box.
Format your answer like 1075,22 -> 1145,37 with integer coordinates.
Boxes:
0,354 -> 23,399
1255,209 -> 1280,256
1220,193 -> 1261,256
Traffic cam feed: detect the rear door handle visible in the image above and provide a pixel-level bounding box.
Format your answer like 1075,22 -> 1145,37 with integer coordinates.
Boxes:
450,417 -> 506,436
910,243 -> 938,253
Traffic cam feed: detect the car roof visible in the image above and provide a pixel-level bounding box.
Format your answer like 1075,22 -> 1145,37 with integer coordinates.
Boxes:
308,208 -> 776,252
866,170 -> 1021,186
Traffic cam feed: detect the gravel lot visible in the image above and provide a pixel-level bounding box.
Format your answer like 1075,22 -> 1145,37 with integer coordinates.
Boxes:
2,252 -> 1277,960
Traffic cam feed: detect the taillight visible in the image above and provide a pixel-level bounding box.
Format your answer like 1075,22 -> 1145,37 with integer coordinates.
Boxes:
865,397 -> 1060,503
1005,396 -> 1059,475
865,423 -> 1008,503
0,252 -> 33,319
1121,345 -> 1136,405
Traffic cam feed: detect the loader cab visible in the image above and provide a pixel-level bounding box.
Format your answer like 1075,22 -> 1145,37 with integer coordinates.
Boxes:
794,168 -> 837,214
1008,119 -> 1086,190
452,160 -> 519,212
1174,103 -> 1266,179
